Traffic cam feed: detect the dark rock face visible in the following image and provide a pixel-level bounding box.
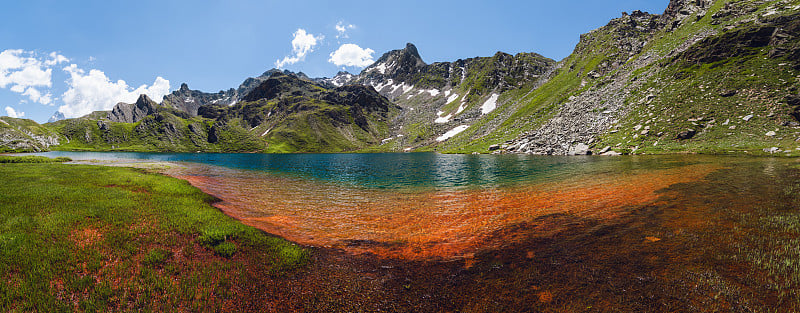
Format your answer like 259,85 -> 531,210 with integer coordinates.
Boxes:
677,129 -> 697,140
323,85 -> 395,131
108,95 -> 160,123
787,94 -> 800,123
161,83 -> 237,116
322,85 -> 392,114
678,11 -> 800,65
679,26 -> 776,64
242,72 -> 320,102
197,104 -> 228,120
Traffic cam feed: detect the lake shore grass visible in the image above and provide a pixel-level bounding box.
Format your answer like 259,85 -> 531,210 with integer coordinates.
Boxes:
0,156 -> 308,312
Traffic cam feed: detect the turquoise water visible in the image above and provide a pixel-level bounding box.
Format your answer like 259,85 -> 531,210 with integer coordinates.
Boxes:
32,151 -> 710,190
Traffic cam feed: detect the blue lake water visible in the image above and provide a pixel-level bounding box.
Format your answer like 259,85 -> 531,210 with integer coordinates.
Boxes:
31,151 -> 716,190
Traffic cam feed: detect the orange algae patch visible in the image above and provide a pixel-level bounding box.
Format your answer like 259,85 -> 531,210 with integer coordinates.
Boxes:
70,227 -> 103,248
645,236 -> 662,242
171,163 -> 718,260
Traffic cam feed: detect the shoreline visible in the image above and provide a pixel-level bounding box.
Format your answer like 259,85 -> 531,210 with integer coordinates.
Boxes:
14,144 -> 800,157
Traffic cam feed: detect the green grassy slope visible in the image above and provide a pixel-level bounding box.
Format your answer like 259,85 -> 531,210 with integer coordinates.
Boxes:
47,112 -> 265,153
0,157 -> 307,311
0,117 -> 62,153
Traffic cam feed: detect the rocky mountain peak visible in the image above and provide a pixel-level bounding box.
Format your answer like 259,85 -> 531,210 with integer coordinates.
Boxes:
136,94 -> 157,107
108,94 -> 160,123
315,71 -> 356,87
403,43 -> 422,61
47,111 -> 65,123
179,83 -> 190,91
362,42 -> 426,78
661,0 -> 711,29
241,71 -> 320,102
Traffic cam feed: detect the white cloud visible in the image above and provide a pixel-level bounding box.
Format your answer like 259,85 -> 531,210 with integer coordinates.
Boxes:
0,49 -> 62,105
45,52 -> 69,66
335,21 -> 355,39
328,43 -> 375,68
4,106 -> 24,118
23,87 -> 53,105
9,84 -> 25,93
275,29 -> 323,68
58,64 -> 170,118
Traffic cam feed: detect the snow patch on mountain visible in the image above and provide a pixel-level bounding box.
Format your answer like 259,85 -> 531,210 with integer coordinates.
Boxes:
436,125 -> 469,142
480,94 -> 499,115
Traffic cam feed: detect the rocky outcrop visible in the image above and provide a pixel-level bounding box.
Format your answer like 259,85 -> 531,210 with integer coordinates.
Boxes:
108,94 -> 160,123
679,11 -> 800,66
161,83 -> 237,116
316,71 -> 355,87
0,117 -> 61,152
660,0 -> 711,30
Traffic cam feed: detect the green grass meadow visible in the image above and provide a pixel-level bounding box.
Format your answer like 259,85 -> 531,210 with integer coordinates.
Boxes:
0,156 -> 307,312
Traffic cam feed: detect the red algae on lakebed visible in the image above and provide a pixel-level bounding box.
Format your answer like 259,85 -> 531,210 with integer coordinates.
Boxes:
168,163 -> 719,260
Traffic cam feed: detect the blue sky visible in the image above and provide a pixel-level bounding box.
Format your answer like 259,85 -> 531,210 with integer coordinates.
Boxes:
1,0 -> 668,122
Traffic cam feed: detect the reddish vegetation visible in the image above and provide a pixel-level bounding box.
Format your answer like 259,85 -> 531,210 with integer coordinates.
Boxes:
69,227 -> 103,248
173,163 -> 718,260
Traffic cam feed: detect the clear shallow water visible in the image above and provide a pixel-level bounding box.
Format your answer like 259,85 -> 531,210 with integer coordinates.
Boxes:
30,151 -> 733,258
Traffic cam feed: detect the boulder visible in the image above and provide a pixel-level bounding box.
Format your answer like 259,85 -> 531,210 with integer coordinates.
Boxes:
677,129 -> 696,140
568,143 -> 591,155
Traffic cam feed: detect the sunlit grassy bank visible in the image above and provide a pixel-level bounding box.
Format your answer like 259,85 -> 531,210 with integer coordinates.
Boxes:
0,156 -> 307,312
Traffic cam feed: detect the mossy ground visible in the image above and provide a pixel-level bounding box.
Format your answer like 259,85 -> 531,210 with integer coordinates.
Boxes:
0,156 -> 307,312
